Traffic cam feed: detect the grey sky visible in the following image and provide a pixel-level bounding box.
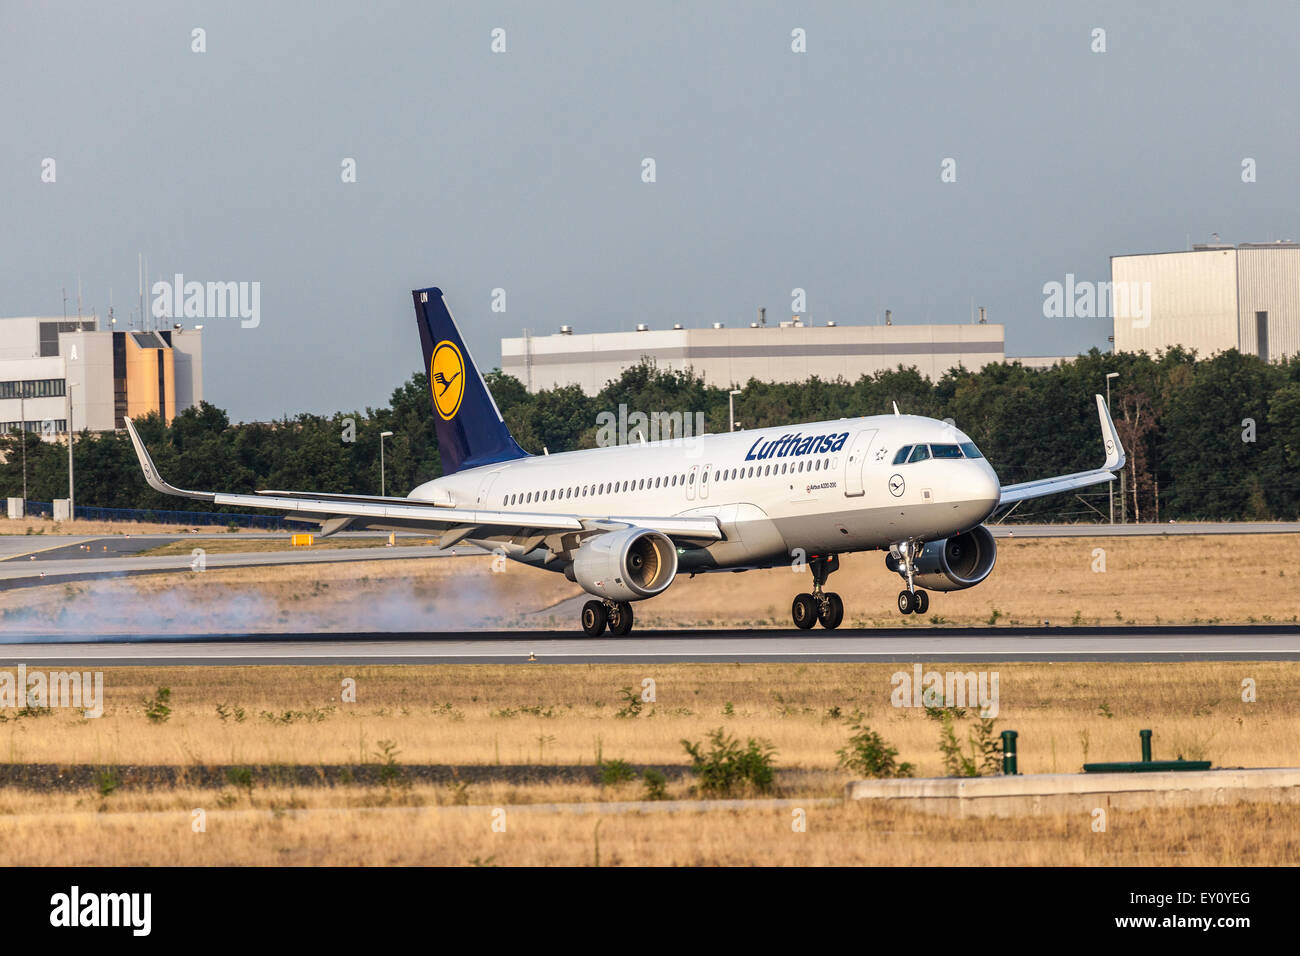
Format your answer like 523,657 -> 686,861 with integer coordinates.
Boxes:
3,1 -> 1298,421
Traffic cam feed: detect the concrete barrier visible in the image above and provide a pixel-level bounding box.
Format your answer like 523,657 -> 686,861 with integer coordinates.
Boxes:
845,768 -> 1300,818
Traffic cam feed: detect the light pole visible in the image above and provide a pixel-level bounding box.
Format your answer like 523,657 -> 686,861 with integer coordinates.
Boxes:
1105,372 -> 1119,524
18,380 -> 29,505
380,431 -> 394,496
66,382 -> 78,516
729,389 -> 742,432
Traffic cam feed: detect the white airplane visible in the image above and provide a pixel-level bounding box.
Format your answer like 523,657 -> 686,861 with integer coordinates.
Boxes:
124,286 -> 1126,636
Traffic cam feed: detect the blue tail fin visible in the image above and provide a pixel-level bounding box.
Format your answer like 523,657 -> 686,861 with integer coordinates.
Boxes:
412,287 -> 529,475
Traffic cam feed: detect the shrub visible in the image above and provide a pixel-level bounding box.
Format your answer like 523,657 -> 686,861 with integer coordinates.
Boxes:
681,728 -> 776,795
95,768 -> 119,797
837,716 -> 914,778
144,687 -> 172,723
938,713 -> 1002,777
373,739 -> 403,787
598,758 -> 637,786
642,768 -> 668,801
614,686 -> 643,718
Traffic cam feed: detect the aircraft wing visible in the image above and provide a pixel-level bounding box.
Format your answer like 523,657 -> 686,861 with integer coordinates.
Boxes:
997,394 -> 1126,505
123,417 -> 722,544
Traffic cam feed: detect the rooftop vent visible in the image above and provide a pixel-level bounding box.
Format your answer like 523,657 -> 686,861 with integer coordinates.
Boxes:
635,323 -> 649,332
712,322 -> 724,329
672,323 -> 683,330
559,325 -> 573,335
826,321 -> 836,327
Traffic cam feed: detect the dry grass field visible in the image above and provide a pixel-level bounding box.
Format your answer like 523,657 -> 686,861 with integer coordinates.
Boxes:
4,663 -> 1294,771
1,532 -> 1297,632
0,662 -> 1295,865
3,794 -> 1297,866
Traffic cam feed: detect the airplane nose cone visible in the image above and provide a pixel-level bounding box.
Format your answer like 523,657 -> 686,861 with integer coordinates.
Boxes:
971,465 -> 1001,511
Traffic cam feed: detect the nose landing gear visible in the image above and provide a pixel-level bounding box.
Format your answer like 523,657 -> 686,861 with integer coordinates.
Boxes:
889,540 -> 930,616
791,553 -> 844,629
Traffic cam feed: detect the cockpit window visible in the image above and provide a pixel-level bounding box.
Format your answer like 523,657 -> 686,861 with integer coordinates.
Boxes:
931,443 -> 963,459
892,445 -> 913,465
908,444 -> 931,463
959,441 -> 983,459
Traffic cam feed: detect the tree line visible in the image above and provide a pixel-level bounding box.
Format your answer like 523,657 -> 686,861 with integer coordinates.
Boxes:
2,346 -> 1298,522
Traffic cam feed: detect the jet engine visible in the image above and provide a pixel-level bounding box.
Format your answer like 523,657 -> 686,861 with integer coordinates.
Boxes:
887,525 -> 997,592
569,527 -> 678,602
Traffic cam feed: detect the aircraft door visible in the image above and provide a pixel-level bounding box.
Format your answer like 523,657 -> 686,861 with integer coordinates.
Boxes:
843,429 -> 878,497
476,472 -> 501,506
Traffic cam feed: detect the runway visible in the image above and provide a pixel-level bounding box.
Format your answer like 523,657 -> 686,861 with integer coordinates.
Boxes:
4,624 -> 1299,665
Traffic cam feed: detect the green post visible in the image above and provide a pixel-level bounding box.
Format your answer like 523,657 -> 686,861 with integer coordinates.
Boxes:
1001,730 -> 1018,775
1140,729 -> 1152,763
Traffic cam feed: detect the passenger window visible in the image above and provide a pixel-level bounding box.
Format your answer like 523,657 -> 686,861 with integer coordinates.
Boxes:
931,444 -> 963,459
908,445 -> 931,463
892,445 -> 913,465
689,472 -> 695,483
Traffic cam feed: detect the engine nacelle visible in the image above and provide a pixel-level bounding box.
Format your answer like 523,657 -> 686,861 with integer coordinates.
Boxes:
886,525 -> 997,592
569,528 -> 678,602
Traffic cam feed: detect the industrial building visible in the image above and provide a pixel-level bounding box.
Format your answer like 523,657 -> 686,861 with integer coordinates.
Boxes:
1112,241 -> 1300,361
0,316 -> 203,437
502,317 -> 1006,394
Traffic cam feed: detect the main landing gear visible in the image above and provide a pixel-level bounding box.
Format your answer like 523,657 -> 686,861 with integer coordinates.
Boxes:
890,540 -> 930,616
792,554 -> 844,630
582,599 -> 634,637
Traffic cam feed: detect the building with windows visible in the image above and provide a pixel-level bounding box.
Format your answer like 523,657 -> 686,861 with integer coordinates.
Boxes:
1111,241 -> 1300,360
0,316 -> 203,437
502,320 -> 1006,394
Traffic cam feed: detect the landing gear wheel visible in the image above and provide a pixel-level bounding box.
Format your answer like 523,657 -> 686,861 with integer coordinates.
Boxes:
581,600 -> 608,636
792,593 -> 819,629
607,601 -> 634,636
897,590 -> 916,615
818,592 -> 844,629
914,590 -> 929,615
792,593 -> 818,629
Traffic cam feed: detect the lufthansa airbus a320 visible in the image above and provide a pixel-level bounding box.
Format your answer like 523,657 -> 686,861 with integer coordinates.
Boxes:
125,286 -> 1126,636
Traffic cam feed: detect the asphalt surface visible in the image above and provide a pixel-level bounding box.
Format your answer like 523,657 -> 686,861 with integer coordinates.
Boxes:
3,625 -> 1298,665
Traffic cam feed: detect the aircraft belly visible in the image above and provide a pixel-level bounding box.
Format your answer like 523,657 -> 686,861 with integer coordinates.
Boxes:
702,503 -> 788,565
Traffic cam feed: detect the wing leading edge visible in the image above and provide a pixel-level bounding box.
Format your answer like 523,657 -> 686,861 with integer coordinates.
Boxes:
122,417 -> 721,542
997,394 -> 1126,505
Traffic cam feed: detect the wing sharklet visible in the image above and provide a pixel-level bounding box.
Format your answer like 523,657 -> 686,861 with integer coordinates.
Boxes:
996,394 -> 1127,506
123,417 -> 215,502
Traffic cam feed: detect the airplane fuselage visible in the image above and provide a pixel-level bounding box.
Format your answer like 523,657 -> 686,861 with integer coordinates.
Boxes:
409,412 -> 1002,573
